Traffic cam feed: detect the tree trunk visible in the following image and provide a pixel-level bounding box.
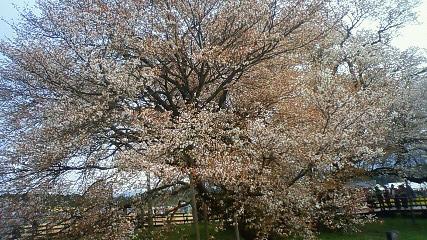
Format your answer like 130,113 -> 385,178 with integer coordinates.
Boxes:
234,213 -> 240,240
190,175 -> 201,240
203,201 -> 209,240
147,172 -> 154,230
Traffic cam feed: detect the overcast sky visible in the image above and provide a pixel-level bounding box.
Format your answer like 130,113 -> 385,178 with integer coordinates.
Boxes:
0,0 -> 426,50
391,0 -> 427,49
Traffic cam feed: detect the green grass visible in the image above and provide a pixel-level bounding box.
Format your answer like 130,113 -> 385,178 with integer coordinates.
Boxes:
137,217 -> 427,240
136,223 -> 237,240
319,217 -> 427,240
165,224 -> 237,240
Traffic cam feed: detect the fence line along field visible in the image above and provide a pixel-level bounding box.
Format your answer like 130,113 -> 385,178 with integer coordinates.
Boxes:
1,212 -> 194,239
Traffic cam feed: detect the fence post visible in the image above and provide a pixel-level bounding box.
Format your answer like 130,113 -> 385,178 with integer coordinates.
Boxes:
386,230 -> 399,240
405,180 -> 416,224
11,226 -> 21,239
31,220 -> 39,238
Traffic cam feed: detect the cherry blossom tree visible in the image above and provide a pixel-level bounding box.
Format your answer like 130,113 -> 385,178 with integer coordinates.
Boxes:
0,0 -> 424,239
372,58 -> 427,183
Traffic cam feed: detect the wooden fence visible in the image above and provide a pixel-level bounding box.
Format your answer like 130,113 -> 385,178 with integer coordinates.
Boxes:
370,196 -> 427,213
149,212 -> 194,226
0,212 -> 194,239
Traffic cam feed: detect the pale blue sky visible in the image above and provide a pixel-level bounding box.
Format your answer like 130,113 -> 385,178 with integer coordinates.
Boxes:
0,0 -> 426,49
0,0 -> 33,40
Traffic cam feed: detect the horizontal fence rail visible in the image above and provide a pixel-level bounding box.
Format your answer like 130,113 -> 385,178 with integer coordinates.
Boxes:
369,196 -> 427,213
0,212 -> 195,239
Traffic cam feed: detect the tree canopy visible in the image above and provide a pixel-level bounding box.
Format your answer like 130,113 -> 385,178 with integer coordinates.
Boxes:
0,0 -> 426,239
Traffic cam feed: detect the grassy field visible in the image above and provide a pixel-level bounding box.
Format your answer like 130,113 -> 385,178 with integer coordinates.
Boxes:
319,217 -> 427,240
136,223 -> 237,240
141,217 -> 427,240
